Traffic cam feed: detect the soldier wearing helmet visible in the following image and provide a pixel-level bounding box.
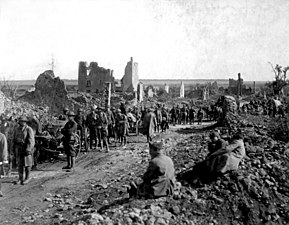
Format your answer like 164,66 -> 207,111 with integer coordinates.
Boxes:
74,108 -> 87,152
59,107 -> 69,121
61,111 -> 77,170
85,106 -> 98,150
13,116 -> 35,185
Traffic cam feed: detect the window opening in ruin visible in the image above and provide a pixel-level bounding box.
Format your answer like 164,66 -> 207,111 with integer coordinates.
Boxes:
86,80 -> 91,87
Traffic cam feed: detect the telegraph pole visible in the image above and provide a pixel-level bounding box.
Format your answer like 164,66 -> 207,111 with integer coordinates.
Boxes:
49,54 -> 55,71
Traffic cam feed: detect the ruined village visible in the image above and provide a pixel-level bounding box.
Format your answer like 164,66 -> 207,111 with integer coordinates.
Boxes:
1,1 -> 289,225
0,56 -> 288,225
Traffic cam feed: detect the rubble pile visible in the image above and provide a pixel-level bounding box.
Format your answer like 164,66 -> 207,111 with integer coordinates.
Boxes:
19,70 -> 72,113
80,115 -> 287,224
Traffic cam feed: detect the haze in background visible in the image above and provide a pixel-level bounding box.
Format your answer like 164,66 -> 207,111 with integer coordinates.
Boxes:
0,0 -> 288,81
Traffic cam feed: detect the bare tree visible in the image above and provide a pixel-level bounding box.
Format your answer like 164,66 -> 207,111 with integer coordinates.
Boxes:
267,62 -> 289,96
0,76 -> 19,100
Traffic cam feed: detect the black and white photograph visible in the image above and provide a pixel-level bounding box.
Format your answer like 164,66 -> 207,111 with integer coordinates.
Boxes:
0,0 -> 289,224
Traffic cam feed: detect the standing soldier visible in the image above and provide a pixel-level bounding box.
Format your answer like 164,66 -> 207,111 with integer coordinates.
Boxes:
61,112 -> 77,170
0,131 -> 8,196
95,107 -> 109,152
170,106 -> 177,126
155,106 -> 162,133
13,116 -> 35,185
143,108 -> 157,142
161,107 -> 169,132
106,107 -> 115,144
115,109 -> 128,147
74,108 -> 87,152
27,115 -> 42,171
189,106 -> 195,125
197,108 -> 204,125
86,106 -> 97,150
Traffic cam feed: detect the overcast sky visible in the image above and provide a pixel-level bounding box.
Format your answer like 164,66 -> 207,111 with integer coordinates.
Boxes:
0,0 -> 289,81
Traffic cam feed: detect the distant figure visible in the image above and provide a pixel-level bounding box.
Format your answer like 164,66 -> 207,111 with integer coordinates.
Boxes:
143,108 -> 157,142
170,106 -> 177,126
127,141 -> 176,198
197,108 -> 204,125
74,108 -> 87,152
161,107 -> 169,132
115,109 -> 128,146
189,106 -> 195,125
86,106 -> 97,150
155,107 -> 162,133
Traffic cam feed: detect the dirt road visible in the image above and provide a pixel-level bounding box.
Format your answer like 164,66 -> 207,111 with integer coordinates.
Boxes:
0,123 -> 213,225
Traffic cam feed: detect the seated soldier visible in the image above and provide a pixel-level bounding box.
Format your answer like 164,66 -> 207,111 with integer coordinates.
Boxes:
179,133 -> 245,184
205,133 -> 246,175
127,141 -> 176,198
207,131 -> 227,157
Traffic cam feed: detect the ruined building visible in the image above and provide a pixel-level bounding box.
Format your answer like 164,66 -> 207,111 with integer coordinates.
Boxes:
228,73 -> 251,96
121,57 -> 139,92
180,81 -> 185,98
78,62 -> 115,93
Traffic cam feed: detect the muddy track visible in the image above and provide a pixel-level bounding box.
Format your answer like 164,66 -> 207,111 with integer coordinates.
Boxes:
0,123 -> 211,225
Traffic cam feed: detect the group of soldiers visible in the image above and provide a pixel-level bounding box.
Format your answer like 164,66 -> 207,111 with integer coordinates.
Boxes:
0,115 -> 35,196
0,101 -> 223,198
240,98 -> 286,118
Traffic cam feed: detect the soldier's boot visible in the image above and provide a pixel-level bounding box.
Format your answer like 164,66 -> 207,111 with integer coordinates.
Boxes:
99,141 -> 103,151
70,157 -> 75,169
62,155 -> 71,169
104,140 -> 109,152
14,166 -> 24,185
22,166 -> 31,185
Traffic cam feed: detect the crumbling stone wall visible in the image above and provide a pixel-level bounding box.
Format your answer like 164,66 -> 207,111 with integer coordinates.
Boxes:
121,57 -> 139,92
19,70 -> 70,113
78,61 -> 115,93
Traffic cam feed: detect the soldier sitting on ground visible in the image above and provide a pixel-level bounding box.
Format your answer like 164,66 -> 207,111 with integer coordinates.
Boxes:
127,141 -> 176,198
207,131 -> 227,157
179,132 -> 245,184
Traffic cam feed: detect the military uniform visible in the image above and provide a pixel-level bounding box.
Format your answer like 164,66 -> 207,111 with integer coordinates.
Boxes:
74,110 -> 87,151
13,117 -> 35,184
143,109 -> 157,142
106,109 -> 115,143
85,111 -> 97,150
128,142 -> 176,198
0,132 -> 8,196
115,111 -> 128,146
62,118 -> 77,157
95,109 -> 109,151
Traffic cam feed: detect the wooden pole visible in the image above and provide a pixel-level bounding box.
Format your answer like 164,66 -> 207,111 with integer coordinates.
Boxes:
106,82 -> 111,108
